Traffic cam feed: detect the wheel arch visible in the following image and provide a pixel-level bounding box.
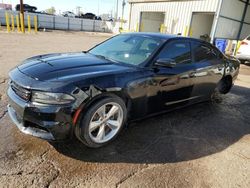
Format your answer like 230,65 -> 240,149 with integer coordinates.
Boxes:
72,86 -> 132,126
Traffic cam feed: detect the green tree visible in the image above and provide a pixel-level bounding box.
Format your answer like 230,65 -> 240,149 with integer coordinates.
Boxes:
45,7 -> 56,15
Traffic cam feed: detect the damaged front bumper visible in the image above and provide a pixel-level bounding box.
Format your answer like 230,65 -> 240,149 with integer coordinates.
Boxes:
7,68 -> 92,141
7,86 -> 74,140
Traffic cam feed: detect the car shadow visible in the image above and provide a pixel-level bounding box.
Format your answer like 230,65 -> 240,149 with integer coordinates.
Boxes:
51,85 -> 250,164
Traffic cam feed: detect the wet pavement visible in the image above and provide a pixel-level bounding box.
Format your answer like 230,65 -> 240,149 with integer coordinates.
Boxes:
0,32 -> 249,187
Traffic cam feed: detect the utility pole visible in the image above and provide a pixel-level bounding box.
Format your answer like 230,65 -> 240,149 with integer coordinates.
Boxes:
115,0 -> 119,20
97,0 -> 100,16
122,0 -> 125,21
20,0 -> 25,32
76,6 -> 81,16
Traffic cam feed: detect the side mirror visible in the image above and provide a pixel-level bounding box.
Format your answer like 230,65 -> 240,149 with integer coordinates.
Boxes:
154,58 -> 177,68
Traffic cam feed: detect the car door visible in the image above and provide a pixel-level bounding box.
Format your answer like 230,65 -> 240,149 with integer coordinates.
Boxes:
152,39 -> 197,110
191,41 -> 225,99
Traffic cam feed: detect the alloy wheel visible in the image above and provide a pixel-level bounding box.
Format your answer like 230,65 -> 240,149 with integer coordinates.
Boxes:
88,102 -> 123,144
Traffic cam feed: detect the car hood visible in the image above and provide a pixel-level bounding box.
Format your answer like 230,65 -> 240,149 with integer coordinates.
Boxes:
17,52 -> 134,82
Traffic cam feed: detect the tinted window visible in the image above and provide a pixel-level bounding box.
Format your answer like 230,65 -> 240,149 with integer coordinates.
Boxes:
157,41 -> 192,64
193,42 -> 217,62
212,46 -> 224,59
140,38 -> 159,50
89,35 -> 162,65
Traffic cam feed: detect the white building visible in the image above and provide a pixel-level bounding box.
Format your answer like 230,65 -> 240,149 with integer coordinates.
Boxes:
128,0 -> 250,41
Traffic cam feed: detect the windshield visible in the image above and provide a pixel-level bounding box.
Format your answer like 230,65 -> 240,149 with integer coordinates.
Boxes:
89,34 -> 162,65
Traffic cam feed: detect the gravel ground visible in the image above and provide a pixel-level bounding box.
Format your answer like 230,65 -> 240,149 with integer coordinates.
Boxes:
0,31 -> 249,188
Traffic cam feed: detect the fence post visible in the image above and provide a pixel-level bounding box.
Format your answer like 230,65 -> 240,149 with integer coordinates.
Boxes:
93,19 -> 95,32
5,12 -> 10,32
16,15 -> 20,32
68,17 -> 70,30
189,28 -> 193,37
34,15 -> 38,33
184,26 -> 189,37
20,13 -> 25,33
53,16 -> 55,30
11,15 -> 15,31
81,19 -> 83,31
37,14 -> 39,30
136,23 -> 139,32
27,15 -> 31,33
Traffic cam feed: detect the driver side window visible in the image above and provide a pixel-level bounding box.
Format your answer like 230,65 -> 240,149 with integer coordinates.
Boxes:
157,41 -> 192,64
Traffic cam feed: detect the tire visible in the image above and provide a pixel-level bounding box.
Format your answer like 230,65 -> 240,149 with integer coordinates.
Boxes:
75,96 -> 127,148
211,76 -> 233,103
217,76 -> 233,94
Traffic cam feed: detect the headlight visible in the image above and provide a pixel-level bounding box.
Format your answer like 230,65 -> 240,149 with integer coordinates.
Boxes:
32,91 -> 75,105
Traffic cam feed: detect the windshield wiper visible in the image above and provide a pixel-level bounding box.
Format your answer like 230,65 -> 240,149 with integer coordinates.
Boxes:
92,54 -> 119,64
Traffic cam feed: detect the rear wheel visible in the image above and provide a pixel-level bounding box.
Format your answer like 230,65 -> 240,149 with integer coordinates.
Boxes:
211,76 -> 233,103
217,76 -> 233,94
75,96 -> 127,148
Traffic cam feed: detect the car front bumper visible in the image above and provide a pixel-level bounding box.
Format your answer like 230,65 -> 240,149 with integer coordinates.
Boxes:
7,87 -> 74,141
236,54 -> 250,61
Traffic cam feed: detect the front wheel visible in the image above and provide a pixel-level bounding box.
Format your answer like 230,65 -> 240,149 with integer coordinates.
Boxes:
75,96 -> 127,148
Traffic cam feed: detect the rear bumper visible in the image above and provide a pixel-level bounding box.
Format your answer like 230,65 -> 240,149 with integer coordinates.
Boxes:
7,87 -> 74,141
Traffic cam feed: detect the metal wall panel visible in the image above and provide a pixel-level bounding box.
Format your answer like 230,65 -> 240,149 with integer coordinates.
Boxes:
240,24 -> 250,39
220,0 -> 245,20
244,3 -> 250,23
214,0 -> 250,40
215,17 -> 241,39
129,0 -> 219,34
0,10 -> 106,32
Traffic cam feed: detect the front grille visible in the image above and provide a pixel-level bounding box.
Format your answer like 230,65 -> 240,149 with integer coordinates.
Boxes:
10,81 -> 31,101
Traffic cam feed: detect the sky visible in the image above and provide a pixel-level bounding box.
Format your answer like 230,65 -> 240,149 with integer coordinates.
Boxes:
3,0 -> 129,19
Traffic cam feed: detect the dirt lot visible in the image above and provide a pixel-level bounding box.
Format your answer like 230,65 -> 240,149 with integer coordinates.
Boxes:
0,31 -> 250,188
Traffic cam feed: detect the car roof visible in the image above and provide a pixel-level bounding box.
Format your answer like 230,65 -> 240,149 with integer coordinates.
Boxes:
121,32 -> 207,43
122,32 -> 183,40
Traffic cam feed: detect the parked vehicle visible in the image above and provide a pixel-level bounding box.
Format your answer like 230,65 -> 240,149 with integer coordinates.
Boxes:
15,4 -> 37,12
62,11 -> 76,18
107,18 -> 114,22
82,13 -> 96,19
95,16 -> 102,21
36,11 -> 55,16
236,35 -> 250,63
7,33 -> 240,148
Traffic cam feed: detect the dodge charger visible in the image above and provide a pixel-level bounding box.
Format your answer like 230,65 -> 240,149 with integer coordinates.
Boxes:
7,33 -> 240,148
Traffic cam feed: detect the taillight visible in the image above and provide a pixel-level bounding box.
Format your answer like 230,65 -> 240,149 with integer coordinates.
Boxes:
241,41 -> 248,45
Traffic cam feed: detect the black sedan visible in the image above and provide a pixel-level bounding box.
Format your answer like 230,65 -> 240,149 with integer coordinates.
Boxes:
15,4 -> 37,12
7,33 -> 240,148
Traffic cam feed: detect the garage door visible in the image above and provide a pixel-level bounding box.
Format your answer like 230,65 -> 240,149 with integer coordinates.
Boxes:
212,0 -> 250,40
139,12 -> 165,32
190,12 -> 215,39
